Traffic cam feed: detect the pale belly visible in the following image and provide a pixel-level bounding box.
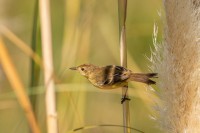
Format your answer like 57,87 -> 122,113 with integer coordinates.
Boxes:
91,81 -> 127,90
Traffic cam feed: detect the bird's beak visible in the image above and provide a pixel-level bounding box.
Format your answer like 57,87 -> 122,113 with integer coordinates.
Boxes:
69,67 -> 77,70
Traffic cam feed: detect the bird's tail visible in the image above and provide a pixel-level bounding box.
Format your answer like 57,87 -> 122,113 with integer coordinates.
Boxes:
129,73 -> 157,85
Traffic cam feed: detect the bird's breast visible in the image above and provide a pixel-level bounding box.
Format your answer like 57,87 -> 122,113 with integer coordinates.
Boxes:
88,77 -> 127,90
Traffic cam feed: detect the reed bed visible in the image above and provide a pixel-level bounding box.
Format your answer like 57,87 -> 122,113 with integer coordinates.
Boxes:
0,0 -> 162,133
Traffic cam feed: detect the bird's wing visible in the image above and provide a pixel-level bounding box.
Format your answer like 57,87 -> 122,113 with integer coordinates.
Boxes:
102,66 -> 129,85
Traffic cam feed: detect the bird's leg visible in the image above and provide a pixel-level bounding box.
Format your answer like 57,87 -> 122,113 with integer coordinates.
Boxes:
121,86 -> 131,104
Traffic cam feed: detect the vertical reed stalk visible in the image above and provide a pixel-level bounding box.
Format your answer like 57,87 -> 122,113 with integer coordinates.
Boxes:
39,0 -> 58,133
118,0 -> 131,133
0,37 -> 41,133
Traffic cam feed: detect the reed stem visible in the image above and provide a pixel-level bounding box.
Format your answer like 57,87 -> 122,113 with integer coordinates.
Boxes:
118,0 -> 131,133
39,0 -> 58,132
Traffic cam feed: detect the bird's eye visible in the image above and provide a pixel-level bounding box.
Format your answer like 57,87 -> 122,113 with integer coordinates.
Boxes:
81,68 -> 85,71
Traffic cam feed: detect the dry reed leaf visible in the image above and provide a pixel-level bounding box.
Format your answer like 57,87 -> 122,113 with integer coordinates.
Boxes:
0,26 -> 42,67
0,37 -> 41,133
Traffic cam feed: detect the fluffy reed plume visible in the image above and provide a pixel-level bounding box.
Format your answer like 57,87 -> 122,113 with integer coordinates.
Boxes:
153,0 -> 200,132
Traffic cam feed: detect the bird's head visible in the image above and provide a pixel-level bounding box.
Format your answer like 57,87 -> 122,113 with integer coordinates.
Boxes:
70,64 -> 96,77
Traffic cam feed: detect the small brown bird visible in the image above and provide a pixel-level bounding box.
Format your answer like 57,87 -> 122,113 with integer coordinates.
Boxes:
70,64 -> 157,89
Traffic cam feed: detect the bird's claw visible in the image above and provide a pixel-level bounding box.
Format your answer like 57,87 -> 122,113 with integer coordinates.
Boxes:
121,96 -> 131,104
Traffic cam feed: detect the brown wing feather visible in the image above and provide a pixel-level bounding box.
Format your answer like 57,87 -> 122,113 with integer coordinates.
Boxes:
102,65 -> 129,86
129,73 -> 157,85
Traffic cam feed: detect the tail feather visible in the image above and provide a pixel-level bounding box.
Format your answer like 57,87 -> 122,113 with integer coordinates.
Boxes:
129,73 -> 157,85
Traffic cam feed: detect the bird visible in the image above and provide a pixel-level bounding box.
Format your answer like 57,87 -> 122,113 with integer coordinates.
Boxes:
69,64 -> 157,89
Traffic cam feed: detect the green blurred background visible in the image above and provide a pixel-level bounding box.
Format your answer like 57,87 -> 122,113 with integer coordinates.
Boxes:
0,0 -> 163,132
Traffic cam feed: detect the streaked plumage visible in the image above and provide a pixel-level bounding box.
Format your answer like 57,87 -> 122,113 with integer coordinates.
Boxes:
70,64 -> 157,89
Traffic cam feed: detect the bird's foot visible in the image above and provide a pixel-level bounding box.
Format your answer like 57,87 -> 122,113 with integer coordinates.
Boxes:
121,96 -> 131,104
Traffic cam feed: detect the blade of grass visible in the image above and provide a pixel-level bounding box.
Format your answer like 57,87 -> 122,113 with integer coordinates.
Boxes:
118,0 -> 131,133
39,0 -> 58,132
67,124 -> 144,133
30,0 -> 41,87
0,37 -> 41,133
30,0 -> 42,120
